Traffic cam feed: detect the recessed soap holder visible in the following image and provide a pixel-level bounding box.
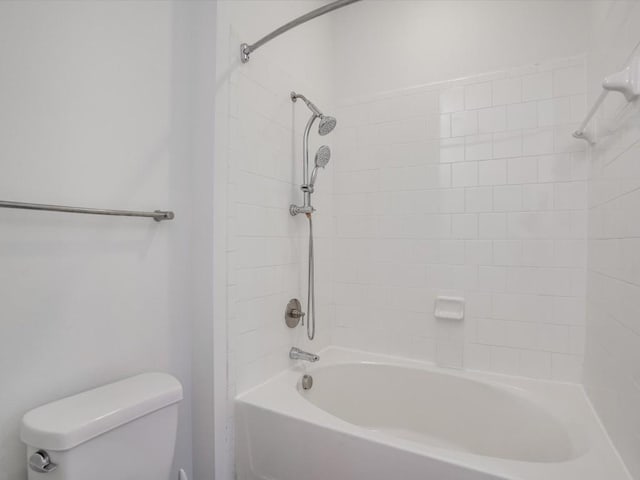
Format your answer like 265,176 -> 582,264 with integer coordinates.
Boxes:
434,296 -> 465,321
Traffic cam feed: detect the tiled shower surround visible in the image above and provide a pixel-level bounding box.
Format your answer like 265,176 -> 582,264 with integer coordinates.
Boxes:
218,2 -> 640,478
331,56 -> 587,381
225,25 -> 335,396
583,2 -> 640,476
225,46 -> 591,462
219,2 -> 640,477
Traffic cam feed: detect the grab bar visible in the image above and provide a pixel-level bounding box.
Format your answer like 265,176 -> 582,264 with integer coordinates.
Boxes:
574,55 -> 640,142
573,90 -> 609,141
0,200 -> 174,222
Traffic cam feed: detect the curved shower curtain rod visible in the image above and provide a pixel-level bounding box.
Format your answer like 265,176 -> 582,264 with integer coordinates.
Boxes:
240,0 -> 362,64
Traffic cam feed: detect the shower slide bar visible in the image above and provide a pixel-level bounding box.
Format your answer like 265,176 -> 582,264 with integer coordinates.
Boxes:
240,0 -> 361,64
0,200 -> 174,222
574,56 -> 640,142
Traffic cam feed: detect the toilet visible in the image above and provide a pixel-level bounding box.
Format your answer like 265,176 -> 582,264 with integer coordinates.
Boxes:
20,372 -> 183,480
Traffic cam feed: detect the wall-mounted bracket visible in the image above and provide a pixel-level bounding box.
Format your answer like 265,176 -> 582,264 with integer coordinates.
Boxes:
240,43 -> 251,64
603,56 -> 640,102
572,129 -> 595,144
573,56 -> 640,143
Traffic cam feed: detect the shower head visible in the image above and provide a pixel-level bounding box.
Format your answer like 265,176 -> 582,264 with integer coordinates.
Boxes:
309,145 -> 331,187
318,115 -> 337,136
315,145 -> 331,168
292,91 -> 337,135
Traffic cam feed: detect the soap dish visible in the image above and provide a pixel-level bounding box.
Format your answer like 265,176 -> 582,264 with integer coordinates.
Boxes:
434,296 -> 465,321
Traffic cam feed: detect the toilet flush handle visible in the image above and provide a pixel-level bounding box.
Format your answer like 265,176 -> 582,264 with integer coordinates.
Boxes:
28,450 -> 57,473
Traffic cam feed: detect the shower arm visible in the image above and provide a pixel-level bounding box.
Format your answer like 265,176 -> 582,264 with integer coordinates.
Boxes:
292,92 -> 323,117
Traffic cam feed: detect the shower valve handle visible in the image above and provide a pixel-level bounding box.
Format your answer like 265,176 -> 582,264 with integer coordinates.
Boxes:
285,298 -> 305,328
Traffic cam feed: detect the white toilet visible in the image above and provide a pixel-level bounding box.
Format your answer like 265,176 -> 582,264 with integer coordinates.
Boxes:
20,372 -> 183,480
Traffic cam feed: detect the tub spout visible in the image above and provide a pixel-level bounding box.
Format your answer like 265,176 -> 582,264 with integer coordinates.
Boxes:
289,347 -> 319,362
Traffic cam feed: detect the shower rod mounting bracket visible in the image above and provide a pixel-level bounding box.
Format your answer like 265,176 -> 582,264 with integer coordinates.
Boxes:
240,43 -> 251,64
240,0 -> 361,64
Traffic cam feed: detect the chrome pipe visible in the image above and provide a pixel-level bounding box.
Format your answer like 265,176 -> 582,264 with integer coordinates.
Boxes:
240,0 -> 362,63
291,92 -> 323,117
0,200 -> 174,222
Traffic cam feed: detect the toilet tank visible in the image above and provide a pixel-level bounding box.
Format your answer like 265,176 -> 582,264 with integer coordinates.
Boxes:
21,373 -> 183,480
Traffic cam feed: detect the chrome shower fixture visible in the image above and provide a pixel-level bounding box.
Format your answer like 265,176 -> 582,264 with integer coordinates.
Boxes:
289,91 -> 337,217
291,92 -> 337,136
309,145 -> 331,189
319,116 -> 337,136
315,145 -> 331,168
289,91 -> 337,342
291,91 -> 322,115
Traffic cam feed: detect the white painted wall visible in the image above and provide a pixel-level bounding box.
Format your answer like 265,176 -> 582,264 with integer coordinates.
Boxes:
332,0 -> 588,100
0,2 -> 216,479
176,2 -> 218,479
583,2 -> 640,478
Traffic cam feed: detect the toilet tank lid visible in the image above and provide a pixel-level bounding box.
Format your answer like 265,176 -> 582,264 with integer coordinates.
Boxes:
21,372 -> 183,451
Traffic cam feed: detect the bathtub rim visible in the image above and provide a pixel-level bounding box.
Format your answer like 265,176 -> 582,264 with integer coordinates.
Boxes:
235,346 -> 632,480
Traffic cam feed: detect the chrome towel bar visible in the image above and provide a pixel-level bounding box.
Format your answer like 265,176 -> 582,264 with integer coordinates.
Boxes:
0,200 -> 174,222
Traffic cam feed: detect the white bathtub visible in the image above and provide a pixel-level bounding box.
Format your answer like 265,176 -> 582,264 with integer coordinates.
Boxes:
236,348 -> 630,480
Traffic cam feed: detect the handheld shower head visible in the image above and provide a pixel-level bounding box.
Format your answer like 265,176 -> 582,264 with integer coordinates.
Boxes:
318,115 -> 337,135
309,145 -> 331,187
315,145 -> 331,168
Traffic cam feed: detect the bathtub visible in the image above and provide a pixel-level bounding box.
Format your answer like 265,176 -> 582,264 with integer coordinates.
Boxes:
236,348 -> 630,480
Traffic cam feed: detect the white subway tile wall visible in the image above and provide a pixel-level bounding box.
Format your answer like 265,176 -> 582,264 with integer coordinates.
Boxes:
582,2 -> 640,477
227,38 -> 335,397
332,56 -> 587,380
